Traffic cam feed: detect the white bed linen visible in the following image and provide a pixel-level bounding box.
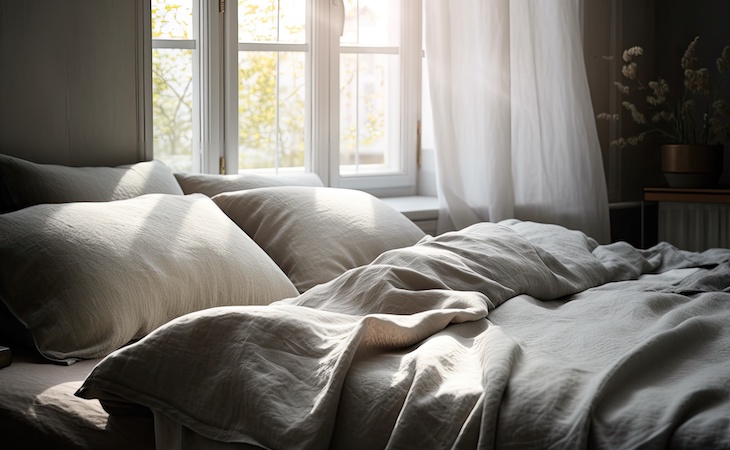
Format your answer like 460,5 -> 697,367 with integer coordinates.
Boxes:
77,221 -> 730,449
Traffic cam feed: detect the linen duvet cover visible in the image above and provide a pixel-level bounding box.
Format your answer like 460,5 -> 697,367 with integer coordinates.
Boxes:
76,220 -> 730,450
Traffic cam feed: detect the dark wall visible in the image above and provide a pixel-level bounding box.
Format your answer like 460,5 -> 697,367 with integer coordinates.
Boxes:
0,1 -> 145,166
587,0 -> 730,203
654,0 -> 730,186
655,0 -> 730,76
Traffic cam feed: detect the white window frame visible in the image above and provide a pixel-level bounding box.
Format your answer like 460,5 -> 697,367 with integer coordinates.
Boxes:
148,0 -> 222,174
334,0 -> 422,197
149,0 -> 422,196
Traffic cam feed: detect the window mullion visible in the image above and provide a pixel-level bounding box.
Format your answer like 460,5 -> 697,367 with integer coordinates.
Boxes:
329,0 -> 345,187
223,0 -> 238,174
141,0 -> 152,161
198,0 -> 225,174
309,0 -> 338,186
354,54 -> 360,172
152,39 -> 196,49
192,0 -> 203,173
399,0 -> 422,193
275,52 -> 281,171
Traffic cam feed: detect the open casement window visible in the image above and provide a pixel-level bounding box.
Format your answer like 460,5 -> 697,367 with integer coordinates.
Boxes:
150,0 -> 422,196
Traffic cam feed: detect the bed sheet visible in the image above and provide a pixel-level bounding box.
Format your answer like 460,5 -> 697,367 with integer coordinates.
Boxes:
0,349 -> 154,449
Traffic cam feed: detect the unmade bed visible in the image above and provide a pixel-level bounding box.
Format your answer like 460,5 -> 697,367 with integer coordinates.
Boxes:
1,153 -> 729,449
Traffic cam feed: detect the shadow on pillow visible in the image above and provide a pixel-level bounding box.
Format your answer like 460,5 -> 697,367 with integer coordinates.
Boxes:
0,153 -> 183,213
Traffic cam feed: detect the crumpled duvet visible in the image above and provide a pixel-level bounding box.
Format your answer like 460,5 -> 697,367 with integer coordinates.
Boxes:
76,220 -> 730,449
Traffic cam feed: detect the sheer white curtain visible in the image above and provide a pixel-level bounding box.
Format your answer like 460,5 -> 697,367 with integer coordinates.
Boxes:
425,0 -> 610,243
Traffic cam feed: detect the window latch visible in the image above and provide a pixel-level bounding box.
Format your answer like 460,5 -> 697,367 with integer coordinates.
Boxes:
219,0 -> 225,14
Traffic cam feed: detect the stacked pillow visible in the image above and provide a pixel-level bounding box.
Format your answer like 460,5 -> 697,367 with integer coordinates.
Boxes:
174,171 -> 324,197
0,155 -> 301,363
0,193 -> 299,363
213,186 -> 427,292
0,154 -> 427,363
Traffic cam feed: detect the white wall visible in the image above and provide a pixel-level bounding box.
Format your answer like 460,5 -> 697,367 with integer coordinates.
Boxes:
0,0 -> 146,166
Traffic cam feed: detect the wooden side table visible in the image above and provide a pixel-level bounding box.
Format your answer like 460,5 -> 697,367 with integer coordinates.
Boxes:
0,346 -> 10,369
643,187 -> 730,204
642,187 -> 730,248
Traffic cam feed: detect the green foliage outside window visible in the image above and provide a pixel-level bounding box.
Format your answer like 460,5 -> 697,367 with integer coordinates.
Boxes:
150,0 -> 391,173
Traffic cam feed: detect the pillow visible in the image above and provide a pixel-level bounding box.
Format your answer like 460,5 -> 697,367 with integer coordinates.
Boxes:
0,153 -> 183,213
174,171 -> 324,197
212,186 -> 427,292
0,194 -> 298,364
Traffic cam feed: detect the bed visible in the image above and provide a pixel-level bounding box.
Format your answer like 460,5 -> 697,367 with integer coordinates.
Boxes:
1,153 -> 729,449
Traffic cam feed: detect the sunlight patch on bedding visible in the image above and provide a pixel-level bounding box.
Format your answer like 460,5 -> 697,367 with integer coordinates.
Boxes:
34,381 -> 108,428
313,186 -> 379,230
389,323 -> 487,397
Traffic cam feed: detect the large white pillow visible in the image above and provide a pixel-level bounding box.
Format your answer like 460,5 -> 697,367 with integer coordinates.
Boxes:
0,194 -> 298,363
174,172 -> 324,197
212,186 -> 427,292
0,153 -> 183,213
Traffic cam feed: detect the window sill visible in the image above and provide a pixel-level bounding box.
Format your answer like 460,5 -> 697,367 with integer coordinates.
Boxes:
382,196 -> 439,235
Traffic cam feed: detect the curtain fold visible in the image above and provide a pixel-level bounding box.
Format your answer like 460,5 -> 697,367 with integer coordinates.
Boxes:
425,0 -> 610,243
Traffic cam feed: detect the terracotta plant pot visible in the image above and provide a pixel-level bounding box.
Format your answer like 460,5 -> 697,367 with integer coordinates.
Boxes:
661,144 -> 724,189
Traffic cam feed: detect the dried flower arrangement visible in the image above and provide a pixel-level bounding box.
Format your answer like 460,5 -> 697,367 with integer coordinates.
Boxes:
598,37 -> 730,148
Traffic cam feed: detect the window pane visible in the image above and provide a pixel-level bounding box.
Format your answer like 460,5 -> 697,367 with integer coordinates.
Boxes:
238,0 -> 306,44
339,53 -> 401,175
237,52 -> 306,171
152,0 -> 193,39
152,49 -> 194,172
342,0 -> 400,47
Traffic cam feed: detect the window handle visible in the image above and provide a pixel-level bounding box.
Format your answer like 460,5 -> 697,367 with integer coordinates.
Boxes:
333,0 -> 345,37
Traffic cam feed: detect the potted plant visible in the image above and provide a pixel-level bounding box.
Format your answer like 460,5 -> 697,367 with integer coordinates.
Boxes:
598,37 -> 730,188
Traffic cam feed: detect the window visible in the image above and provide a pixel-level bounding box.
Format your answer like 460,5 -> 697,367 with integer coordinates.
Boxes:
151,1 -> 197,173
232,0 -> 307,173
151,0 -> 422,196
